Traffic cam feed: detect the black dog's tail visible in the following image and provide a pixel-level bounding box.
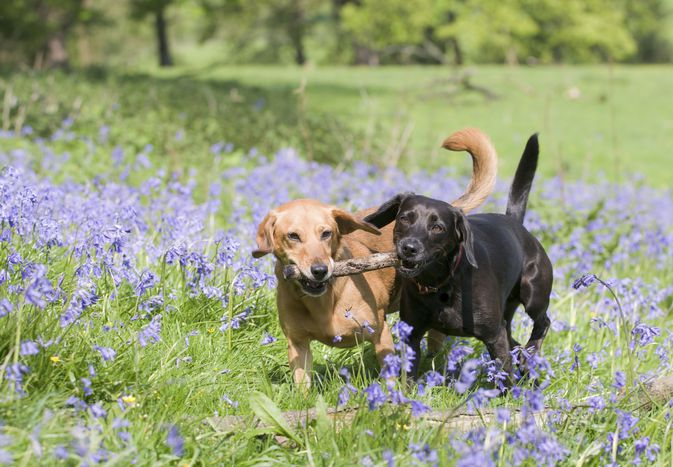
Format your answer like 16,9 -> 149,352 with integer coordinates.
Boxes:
505,134 -> 539,223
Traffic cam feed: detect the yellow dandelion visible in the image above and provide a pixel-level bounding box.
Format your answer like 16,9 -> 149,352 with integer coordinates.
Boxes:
122,395 -> 137,404
208,327 -> 215,334
50,356 -> 61,363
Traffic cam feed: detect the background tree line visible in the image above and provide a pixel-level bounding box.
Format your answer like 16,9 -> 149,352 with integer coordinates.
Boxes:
1,0 -> 672,68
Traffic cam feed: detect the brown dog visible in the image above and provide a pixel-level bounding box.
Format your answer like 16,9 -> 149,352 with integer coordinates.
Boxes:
252,128 -> 497,387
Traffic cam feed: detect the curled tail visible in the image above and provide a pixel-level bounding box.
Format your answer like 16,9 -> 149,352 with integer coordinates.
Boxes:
505,134 -> 539,223
443,127 -> 498,213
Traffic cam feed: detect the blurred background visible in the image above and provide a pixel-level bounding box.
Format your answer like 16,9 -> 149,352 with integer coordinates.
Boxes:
1,0 -> 672,186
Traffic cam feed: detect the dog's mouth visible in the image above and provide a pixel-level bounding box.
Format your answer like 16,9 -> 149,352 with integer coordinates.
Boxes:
398,259 -> 424,277
298,275 -> 329,296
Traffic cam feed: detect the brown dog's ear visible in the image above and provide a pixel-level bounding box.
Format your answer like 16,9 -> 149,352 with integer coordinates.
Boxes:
363,192 -> 413,228
455,211 -> 478,269
252,211 -> 277,258
332,209 -> 381,236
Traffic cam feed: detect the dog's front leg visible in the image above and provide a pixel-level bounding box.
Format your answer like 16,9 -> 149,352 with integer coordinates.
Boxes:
288,338 -> 312,389
373,319 -> 395,370
484,324 -> 514,387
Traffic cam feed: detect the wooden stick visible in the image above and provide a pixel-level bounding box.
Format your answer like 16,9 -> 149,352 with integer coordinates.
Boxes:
282,252 -> 399,280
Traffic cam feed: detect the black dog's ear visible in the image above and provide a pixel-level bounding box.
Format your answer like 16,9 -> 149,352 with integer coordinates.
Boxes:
455,212 -> 478,269
364,192 -> 413,228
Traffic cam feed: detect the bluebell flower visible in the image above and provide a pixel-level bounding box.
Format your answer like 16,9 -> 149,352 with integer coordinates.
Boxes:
81,378 -> 93,396
0,298 -> 12,317
166,425 -> 185,457
381,354 -> 401,379
364,383 -> 387,410
19,340 -> 40,356
409,442 -> 438,466
94,345 -> 116,361
138,314 -> 162,347
572,273 -> 596,289
261,332 -> 277,345
410,400 -> 430,417
382,449 -> 395,467
89,403 -> 107,419
454,359 -> 479,394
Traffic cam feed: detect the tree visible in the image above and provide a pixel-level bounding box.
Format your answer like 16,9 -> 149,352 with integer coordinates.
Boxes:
341,0 -> 436,64
623,0 -> 673,62
129,0 -> 176,67
0,0 -> 96,68
521,0 -> 636,63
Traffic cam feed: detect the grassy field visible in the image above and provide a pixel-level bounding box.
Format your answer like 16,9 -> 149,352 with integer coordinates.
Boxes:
168,64 -> 673,187
0,67 -> 672,465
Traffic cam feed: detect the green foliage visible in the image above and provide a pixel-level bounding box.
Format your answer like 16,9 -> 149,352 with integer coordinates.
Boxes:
0,0 -> 101,66
623,0 -> 673,62
0,69 -> 373,186
340,0 -> 645,63
341,0 -> 436,49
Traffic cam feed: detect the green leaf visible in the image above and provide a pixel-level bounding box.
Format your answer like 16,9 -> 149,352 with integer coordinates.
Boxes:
248,391 -> 303,446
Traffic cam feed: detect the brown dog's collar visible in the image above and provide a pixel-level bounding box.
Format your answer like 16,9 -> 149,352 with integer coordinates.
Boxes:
410,244 -> 463,295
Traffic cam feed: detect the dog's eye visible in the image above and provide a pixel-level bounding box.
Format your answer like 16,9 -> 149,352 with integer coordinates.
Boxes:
321,230 -> 332,240
431,224 -> 445,233
288,232 -> 301,242
399,215 -> 409,225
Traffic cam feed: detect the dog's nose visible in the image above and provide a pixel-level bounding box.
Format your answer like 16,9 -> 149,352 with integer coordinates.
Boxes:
310,264 -> 329,280
399,239 -> 421,258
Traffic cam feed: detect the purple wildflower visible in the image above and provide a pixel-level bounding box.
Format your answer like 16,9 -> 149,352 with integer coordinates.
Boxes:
53,445 -> 68,460
338,368 -> 358,406
166,425 -> 185,457
382,449 -> 395,467
81,378 -> 93,396
260,332 -> 277,345
332,334 -> 343,343
0,298 -> 12,317
219,307 -> 251,331
409,442 -> 438,466
20,340 -> 40,356
424,371 -> 445,389
381,354 -> 401,379
572,273 -> 596,289
364,383 -> 387,410
138,314 -> 162,347
89,403 -> 107,419
94,345 -> 116,361
454,359 -> 479,394
631,323 -> 660,348
410,400 -> 431,417
392,321 -> 413,342
222,394 -> 238,408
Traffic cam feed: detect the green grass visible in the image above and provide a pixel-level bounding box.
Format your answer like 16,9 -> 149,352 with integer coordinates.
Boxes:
3,65 -> 673,186
158,64 -> 673,187
0,67 -> 672,465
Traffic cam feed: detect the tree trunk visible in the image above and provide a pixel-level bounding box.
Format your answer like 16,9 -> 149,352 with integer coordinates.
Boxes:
45,31 -> 70,69
292,35 -> 306,65
288,1 -> 307,65
450,38 -> 463,66
155,6 -> 173,67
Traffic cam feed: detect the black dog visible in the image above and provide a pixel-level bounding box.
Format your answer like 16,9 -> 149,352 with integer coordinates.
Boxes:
364,135 -> 552,381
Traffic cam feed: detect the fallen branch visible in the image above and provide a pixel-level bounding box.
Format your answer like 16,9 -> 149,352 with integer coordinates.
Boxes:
282,252 -> 398,280
206,373 -> 673,436
206,406 -> 552,436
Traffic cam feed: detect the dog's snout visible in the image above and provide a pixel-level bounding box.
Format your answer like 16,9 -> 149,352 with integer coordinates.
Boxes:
310,263 -> 329,280
399,239 -> 422,258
